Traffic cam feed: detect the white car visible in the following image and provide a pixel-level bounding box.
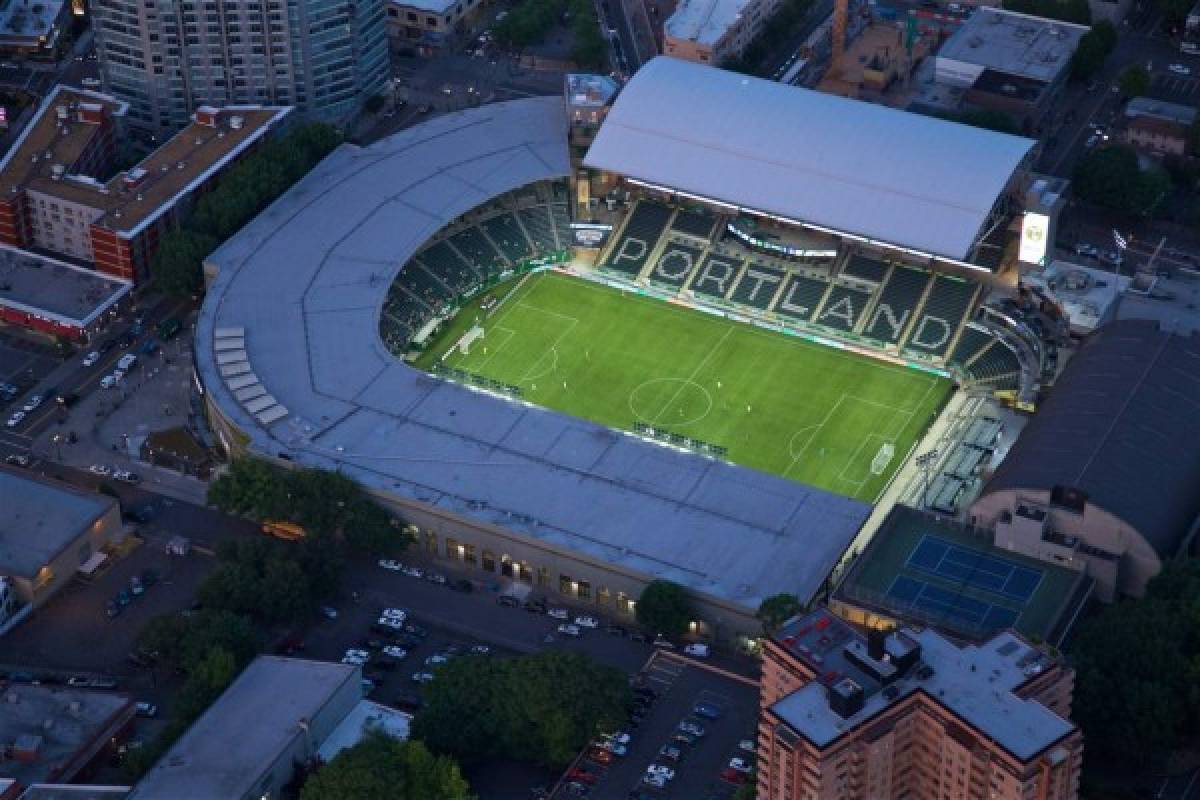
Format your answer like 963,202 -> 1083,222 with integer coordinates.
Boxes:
82,351 -> 100,367
1074,243 -> 1099,257
345,648 -> 369,659
22,394 -> 42,412
88,464 -> 111,476
342,654 -> 367,665
5,411 -> 24,428
376,616 -> 404,629
646,765 -> 676,780
113,469 -> 140,484
425,654 -> 449,666
381,607 -> 407,620
378,559 -> 403,571
728,757 -> 753,773
557,623 -> 582,637
100,374 -> 118,389
1169,63 -> 1192,75
411,671 -> 435,683
547,608 -> 569,620
402,565 -> 424,578
738,738 -> 756,753
684,643 -> 710,658
599,739 -> 627,756
574,615 -> 599,628
601,731 -> 631,745
382,645 -> 407,659
642,774 -> 667,789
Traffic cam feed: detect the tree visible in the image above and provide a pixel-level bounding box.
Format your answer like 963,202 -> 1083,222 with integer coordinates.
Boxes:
412,651 -> 630,768
635,579 -> 694,636
1070,561 -> 1200,769
732,783 -> 757,800
301,734 -> 472,800
757,593 -> 804,633
138,609 -> 259,670
150,230 -> 218,296
1073,145 -> 1170,217
196,537 -> 325,624
1069,21 -> 1116,81
1188,118 -> 1200,158
174,645 -> 239,721
1118,65 -> 1151,98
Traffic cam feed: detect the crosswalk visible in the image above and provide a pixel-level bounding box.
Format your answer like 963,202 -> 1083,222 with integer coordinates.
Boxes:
1151,73 -> 1200,101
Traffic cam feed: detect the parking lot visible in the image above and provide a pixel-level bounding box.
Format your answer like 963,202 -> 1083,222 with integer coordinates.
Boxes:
556,651 -> 759,800
0,332 -> 62,407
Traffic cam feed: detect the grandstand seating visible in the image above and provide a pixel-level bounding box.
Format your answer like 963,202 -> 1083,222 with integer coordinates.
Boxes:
518,206 -> 558,252
551,203 -> 571,251
963,338 -> 1021,388
420,241 -> 482,293
671,208 -> 716,239
773,273 -> 829,322
481,213 -> 534,264
690,253 -> 744,300
842,253 -> 889,283
730,262 -> 787,310
863,267 -> 930,344
647,241 -> 704,288
604,200 -> 672,276
906,275 -> 979,357
814,285 -> 872,333
448,227 -> 503,277
948,325 -> 993,369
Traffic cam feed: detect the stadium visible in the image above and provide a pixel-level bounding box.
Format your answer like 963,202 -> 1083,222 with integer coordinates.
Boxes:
195,57 -> 1048,643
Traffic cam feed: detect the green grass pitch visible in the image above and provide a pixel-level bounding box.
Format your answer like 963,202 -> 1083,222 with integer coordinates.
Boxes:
416,272 -> 953,502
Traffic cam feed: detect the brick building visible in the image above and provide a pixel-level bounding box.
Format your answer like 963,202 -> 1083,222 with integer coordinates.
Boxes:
758,609 -> 1082,800
0,86 -> 289,285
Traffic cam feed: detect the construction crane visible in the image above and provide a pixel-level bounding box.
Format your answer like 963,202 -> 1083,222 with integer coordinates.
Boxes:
832,0 -> 848,66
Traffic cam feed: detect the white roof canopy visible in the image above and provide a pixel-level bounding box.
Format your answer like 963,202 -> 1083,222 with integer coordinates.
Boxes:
584,57 -> 1035,262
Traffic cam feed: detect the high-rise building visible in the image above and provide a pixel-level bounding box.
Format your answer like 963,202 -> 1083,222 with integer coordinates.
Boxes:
758,610 -> 1082,800
92,0 -> 388,135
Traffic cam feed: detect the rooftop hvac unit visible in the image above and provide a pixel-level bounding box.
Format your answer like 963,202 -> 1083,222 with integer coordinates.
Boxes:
229,115 -> 244,130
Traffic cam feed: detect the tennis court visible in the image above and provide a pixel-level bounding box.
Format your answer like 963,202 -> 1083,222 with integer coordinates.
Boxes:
887,575 -> 1020,631
906,535 -> 1043,601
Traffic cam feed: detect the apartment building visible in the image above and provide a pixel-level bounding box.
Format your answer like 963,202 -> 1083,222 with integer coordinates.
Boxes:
663,0 -> 782,64
758,609 -> 1082,800
386,0 -> 484,55
92,0 -> 387,135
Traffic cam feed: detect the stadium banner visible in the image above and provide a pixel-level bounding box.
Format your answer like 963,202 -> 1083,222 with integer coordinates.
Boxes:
570,222 -> 613,249
1018,212 -> 1049,265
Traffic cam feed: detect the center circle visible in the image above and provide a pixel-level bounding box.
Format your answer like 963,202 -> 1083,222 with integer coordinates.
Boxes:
629,379 -> 714,428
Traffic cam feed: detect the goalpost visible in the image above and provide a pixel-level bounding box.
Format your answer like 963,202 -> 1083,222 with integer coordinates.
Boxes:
445,325 -> 485,361
871,442 -> 896,476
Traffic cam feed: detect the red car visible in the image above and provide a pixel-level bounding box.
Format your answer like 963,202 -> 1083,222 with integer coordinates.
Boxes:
587,748 -> 614,765
720,767 -> 748,784
566,768 -> 598,784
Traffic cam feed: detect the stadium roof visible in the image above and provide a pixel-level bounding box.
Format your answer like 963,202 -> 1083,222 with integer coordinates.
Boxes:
583,57 -> 1035,263
196,97 -> 871,612
983,319 -> 1200,558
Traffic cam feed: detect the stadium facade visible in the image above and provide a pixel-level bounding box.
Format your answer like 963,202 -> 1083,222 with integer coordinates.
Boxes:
196,61 -> 1047,643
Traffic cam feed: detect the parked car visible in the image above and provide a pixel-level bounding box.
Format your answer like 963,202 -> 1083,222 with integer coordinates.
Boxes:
642,773 -> 667,789
547,608 -> 569,620
1169,63 -> 1192,75
6,411 -> 25,427
683,643 -> 710,658
320,606 -> 339,620
22,394 -> 42,412
693,702 -> 722,720
672,731 -> 697,747
425,654 -> 449,666
678,720 -> 706,737
378,559 -> 403,570
646,765 -> 675,781
82,351 -> 100,367
659,745 -> 681,762
565,768 -> 597,784
469,644 -> 491,655
135,702 -> 158,718
401,565 -> 424,578
411,671 -> 435,683
114,469 -> 140,484
497,595 -> 519,607
738,738 -> 756,753
425,572 -> 447,585
557,623 -> 582,637
586,748 -> 613,765
597,739 -> 627,756
382,646 -> 408,659
728,757 -> 753,773
5,453 -> 30,467
720,766 -> 748,784
88,464 -> 111,476
375,616 -> 404,630
574,615 -> 599,628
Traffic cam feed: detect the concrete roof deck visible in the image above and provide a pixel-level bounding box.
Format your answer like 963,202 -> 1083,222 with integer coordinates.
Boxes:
0,86 -> 287,235
938,7 -> 1087,84
769,611 -> 1076,760
196,96 -> 871,612
665,0 -> 749,45
583,57 -> 1035,264
127,657 -> 358,800
0,685 -> 133,786
0,244 -> 130,327
0,470 -> 116,578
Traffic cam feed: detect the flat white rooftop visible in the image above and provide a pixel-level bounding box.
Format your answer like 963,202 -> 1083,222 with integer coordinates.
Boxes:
388,0 -> 456,15
665,0 -> 748,47
196,97 -> 871,612
938,7 -> 1087,84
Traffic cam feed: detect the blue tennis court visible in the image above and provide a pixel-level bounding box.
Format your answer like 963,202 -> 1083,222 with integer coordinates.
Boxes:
887,575 -> 1020,631
906,535 -> 1043,601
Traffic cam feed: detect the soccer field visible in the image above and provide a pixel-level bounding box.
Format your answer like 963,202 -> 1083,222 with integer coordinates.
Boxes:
418,272 -> 952,501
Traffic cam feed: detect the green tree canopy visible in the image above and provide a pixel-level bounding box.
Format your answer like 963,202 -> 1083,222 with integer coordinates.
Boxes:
1071,561 -> 1200,769
1118,65 -> 1151,98
150,230 -> 217,296
1069,21 -> 1116,81
301,734 -> 472,800
1073,145 -> 1170,217
412,650 -> 630,768
196,538 -> 325,624
635,579 -> 694,636
1003,0 -> 1090,23
138,608 -> 259,669
757,593 -> 804,633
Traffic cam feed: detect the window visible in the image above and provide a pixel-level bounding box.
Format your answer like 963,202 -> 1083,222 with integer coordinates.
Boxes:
426,15 -> 435,25
559,574 -> 573,594
463,544 -> 476,566
537,566 -> 549,588
500,554 -> 514,578
617,591 -> 634,614
597,587 -> 611,607
406,10 -> 415,20
446,537 -> 460,559
517,562 -> 533,584
578,580 -> 591,601
481,549 -> 496,572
